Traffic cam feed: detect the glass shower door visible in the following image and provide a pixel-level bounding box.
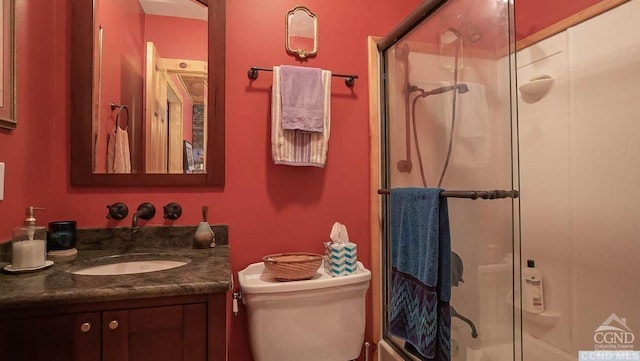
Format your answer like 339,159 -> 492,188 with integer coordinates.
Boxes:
378,0 -> 520,360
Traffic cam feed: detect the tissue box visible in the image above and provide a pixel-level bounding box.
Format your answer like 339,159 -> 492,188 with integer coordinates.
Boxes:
324,242 -> 358,276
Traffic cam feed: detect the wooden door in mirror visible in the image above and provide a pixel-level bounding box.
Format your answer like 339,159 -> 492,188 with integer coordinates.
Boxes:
70,0 -> 225,186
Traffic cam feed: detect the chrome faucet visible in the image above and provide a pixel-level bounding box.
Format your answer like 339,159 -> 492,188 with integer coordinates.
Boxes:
132,203 -> 156,231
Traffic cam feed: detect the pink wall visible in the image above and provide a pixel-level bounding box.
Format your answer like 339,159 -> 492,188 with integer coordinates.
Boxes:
0,1 -> 609,360
1,1 -> 419,360
94,0 -> 145,173
144,14 -> 207,61
0,0 -> 59,235
515,0 -> 604,39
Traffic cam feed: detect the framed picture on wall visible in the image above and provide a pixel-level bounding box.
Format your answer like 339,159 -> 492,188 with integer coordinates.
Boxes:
183,140 -> 195,173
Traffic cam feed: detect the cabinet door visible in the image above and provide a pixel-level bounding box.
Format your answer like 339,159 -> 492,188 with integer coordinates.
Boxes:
0,312 -> 101,361
102,304 -> 207,361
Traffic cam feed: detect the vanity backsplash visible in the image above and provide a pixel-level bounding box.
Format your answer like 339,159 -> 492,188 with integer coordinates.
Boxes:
0,225 -> 229,261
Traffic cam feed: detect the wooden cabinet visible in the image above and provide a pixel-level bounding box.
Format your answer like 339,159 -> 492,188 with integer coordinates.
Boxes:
0,311 -> 101,361
0,294 -> 226,361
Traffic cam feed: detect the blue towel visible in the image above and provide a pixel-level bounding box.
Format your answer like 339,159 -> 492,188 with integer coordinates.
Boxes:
389,187 -> 451,360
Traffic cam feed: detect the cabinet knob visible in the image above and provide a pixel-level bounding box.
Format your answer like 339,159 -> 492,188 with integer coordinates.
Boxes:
108,320 -> 119,330
80,322 -> 91,332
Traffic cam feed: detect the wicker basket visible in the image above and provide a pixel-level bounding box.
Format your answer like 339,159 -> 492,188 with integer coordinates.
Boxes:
262,252 -> 323,281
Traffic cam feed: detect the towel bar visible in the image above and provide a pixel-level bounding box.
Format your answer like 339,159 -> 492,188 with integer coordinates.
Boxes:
247,66 -> 358,87
377,189 -> 519,200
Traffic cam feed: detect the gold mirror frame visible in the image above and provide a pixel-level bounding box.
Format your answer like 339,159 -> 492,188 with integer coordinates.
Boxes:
285,6 -> 317,59
0,0 -> 16,130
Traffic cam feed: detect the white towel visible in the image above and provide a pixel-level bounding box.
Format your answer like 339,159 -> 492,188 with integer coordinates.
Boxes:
442,81 -> 489,168
271,66 -> 331,167
107,126 -> 131,173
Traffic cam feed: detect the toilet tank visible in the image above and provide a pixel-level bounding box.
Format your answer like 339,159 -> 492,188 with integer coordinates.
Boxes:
238,261 -> 371,361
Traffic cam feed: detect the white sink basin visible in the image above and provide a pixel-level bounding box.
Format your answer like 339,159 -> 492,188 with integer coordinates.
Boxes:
69,253 -> 191,276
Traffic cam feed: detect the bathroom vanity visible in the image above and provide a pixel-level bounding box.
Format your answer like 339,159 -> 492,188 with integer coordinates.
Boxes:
0,294 -> 225,361
0,226 -> 231,361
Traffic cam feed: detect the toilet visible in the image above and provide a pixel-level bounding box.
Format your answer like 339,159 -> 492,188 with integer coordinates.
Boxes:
238,260 -> 371,361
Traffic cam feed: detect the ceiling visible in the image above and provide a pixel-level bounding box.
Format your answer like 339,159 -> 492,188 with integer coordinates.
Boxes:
139,0 -> 207,21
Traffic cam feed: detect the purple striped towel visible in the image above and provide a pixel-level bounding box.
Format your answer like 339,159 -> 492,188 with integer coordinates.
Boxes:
271,66 -> 331,167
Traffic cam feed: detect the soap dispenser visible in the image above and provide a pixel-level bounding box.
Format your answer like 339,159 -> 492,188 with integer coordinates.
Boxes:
194,205 -> 215,249
9,207 -> 48,271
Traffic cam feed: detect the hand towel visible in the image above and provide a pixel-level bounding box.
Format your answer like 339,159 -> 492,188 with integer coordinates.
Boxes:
271,66 -> 331,167
280,65 -> 324,133
441,81 -> 489,168
389,187 -> 451,360
107,126 -> 131,173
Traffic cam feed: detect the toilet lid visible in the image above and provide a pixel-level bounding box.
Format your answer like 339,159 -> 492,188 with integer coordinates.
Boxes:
238,260 -> 371,294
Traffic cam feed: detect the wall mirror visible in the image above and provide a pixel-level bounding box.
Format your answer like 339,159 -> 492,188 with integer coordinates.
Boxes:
0,0 -> 15,130
70,0 -> 225,186
285,6 -> 317,59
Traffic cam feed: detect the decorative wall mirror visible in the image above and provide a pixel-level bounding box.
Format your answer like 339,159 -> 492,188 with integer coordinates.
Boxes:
0,0 -> 16,130
285,6 -> 317,59
70,0 -> 225,186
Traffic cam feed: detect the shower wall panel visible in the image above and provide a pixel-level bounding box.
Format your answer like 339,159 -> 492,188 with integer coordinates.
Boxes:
517,31 -> 572,353
517,1 -> 640,358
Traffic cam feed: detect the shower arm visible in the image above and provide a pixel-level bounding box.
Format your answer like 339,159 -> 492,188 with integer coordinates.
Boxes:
451,305 -> 478,338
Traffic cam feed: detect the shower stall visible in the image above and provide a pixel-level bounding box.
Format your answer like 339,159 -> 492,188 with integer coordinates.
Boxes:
375,0 -> 640,360
375,0 -> 521,360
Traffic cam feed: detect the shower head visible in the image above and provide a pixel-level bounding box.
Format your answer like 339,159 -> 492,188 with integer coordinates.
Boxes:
428,83 -> 469,95
450,19 -> 482,43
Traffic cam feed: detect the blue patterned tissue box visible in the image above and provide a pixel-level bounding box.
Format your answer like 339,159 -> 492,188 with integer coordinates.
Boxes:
324,242 -> 358,276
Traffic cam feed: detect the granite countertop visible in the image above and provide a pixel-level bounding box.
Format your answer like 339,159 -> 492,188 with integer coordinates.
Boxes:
0,226 -> 232,310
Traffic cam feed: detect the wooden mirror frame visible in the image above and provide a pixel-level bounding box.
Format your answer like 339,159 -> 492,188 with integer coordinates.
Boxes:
0,0 -> 16,130
70,0 -> 225,187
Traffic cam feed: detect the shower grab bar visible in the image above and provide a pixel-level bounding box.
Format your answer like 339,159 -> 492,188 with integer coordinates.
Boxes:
451,306 -> 478,338
377,189 -> 519,200
247,66 -> 358,87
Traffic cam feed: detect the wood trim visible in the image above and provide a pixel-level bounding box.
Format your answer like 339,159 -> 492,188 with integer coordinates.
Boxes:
368,35 -> 382,360
516,0 -> 631,50
157,58 -> 207,75
207,0 -> 226,187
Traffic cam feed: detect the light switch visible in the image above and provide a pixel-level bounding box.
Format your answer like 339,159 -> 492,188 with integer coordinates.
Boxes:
0,162 -> 4,201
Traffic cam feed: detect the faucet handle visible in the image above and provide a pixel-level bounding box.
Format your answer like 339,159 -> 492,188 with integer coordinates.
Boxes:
106,202 -> 129,220
163,202 -> 182,220
136,203 -> 156,220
